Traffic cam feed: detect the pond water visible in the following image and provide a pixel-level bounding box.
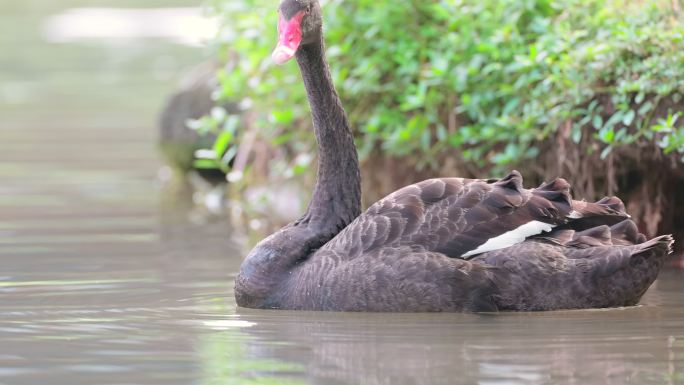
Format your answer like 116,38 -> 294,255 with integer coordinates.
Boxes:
2,1 -> 684,385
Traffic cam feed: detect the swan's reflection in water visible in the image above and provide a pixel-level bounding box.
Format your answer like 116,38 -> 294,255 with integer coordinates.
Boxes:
215,283 -> 684,385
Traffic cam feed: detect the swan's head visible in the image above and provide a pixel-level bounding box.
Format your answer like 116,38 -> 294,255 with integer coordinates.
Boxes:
272,0 -> 322,64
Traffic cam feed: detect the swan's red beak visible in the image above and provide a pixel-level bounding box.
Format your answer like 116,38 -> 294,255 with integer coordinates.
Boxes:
272,12 -> 305,65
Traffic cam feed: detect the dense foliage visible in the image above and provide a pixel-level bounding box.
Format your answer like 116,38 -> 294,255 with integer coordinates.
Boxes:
198,0 -> 684,175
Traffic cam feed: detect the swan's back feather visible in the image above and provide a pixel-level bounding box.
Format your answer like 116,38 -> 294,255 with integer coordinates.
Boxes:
318,171 -> 627,260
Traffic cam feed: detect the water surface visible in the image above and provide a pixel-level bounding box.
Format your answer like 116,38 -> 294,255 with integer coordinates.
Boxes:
1,1 -> 684,384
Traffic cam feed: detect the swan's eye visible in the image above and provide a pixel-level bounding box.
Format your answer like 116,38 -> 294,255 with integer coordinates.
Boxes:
305,5 -> 311,14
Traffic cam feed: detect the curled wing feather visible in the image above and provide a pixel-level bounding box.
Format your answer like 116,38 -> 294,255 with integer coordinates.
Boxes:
319,171 -> 623,260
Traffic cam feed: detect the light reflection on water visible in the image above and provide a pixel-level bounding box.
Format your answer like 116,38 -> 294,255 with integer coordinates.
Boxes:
43,8 -> 218,46
1,1 -> 684,385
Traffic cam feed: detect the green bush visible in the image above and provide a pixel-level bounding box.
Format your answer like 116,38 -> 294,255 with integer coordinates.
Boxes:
201,0 -> 684,175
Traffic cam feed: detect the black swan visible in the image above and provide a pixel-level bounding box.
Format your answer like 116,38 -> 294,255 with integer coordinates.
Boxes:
234,0 -> 673,312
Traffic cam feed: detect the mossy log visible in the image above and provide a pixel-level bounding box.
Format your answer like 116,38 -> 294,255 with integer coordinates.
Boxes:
159,60 -> 238,183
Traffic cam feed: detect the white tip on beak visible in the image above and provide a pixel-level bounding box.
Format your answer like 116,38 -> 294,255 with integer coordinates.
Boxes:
272,45 -> 296,65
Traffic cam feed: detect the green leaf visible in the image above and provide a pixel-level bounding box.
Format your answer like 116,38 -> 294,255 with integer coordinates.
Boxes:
600,146 -> 613,159
622,109 -> 636,126
571,124 -> 583,143
272,109 -> 295,125
222,145 -> 238,167
213,131 -> 234,156
272,133 -> 293,146
635,92 -> 645,104
600,127 -> 615,143
193,159 -> 219,169
638,101 -> 654,116
292,164 -> 308,175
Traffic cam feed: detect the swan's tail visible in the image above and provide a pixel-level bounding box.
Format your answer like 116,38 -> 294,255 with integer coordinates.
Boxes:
638,234 -> 675,254
479,222 -> 673,311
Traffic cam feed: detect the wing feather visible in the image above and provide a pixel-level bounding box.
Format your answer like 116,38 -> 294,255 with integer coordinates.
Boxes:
319,170 -> 627,260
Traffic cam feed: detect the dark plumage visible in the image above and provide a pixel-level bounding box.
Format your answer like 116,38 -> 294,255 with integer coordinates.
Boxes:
234,0 -> 673,312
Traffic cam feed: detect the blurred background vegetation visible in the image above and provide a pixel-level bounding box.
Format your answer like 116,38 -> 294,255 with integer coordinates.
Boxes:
161,0 -> 684,248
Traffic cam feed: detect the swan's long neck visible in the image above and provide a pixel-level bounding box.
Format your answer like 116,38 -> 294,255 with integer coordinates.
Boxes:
295,35 -> 361,236
235,33 -> 361,309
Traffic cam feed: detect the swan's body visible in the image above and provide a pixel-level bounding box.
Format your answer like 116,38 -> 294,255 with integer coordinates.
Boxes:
234,0 -> 672,312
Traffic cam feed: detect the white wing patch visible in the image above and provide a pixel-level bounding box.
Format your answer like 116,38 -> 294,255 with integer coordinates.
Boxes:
461,221 -> 555,258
